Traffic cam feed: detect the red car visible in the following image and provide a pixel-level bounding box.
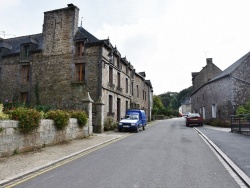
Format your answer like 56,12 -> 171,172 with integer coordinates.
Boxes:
186,113 -> 203,127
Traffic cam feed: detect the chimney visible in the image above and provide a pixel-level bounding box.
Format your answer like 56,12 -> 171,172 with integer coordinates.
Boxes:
206,58 -> 212,65
67,3 -> 74,7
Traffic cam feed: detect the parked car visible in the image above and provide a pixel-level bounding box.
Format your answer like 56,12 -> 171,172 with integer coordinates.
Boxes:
118,109 -> 147,133
186,113 -> 203,127
182,112 -> 191,118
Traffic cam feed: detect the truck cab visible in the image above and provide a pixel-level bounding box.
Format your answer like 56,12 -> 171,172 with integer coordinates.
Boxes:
118,109 -> 147,133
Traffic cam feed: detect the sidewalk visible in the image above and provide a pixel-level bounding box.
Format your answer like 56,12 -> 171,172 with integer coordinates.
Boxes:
0,131 -> 129,186
195,125 -> 250,187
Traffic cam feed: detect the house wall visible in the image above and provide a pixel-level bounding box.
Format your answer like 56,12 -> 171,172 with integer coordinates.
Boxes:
192,78 -> 232,120
0,4 -> 153,131
231,58 -> 250,107
192,58 -> 222,91
191,56 -> 250,120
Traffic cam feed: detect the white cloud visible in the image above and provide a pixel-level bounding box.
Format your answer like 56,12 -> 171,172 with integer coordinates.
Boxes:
2,0 -> 250,94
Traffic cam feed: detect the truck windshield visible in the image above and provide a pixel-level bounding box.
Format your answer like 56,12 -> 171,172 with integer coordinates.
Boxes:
125,114 -> 139,120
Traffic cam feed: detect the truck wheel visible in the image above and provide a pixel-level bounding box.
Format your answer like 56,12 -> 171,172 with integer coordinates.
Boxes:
118,128 -> 122,132
143,126 -> 145,130
136,127 -> 139,133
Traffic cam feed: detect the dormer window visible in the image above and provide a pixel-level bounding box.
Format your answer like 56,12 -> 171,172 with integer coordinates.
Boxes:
75,42 -> 84,57
21,45 -> 30,59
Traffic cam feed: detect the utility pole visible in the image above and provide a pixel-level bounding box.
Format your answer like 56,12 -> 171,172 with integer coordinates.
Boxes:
0,31 -> 5,38
0,31 -> 16,38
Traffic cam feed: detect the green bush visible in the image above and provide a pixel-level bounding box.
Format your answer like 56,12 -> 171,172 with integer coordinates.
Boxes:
8,107 -> 41,134
35,105 -> 55,113
206,118 -> 231,127
70,110 -> 88,127
104,116 -> 117,131
46,110 -> 70,130
0,104 -> 10,120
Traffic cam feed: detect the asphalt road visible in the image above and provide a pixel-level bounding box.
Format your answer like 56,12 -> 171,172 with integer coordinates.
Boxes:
197,127 -> 250,177
13,118 -> 239,188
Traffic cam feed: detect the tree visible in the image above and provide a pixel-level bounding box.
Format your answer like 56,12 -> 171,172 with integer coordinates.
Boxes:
236,97 -> 250,115
153,95 -> 164,114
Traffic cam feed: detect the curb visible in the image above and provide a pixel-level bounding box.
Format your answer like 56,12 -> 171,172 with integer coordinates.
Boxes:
194,127 -> 250,187
0,133 -> 130,187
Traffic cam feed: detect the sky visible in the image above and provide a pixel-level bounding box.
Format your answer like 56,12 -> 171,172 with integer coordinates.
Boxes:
1,0 -> 250,95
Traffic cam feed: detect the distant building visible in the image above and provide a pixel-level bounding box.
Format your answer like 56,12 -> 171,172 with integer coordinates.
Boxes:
179,97 -> 191,115
0,4 -> 153,132
191,55 -> 250,120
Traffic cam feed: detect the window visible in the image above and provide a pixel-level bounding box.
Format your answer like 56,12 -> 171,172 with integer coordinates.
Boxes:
75,63 -> 85,82
131,82 -> 134,96
202,107 -> 206,119
21,65 -> 30,83
117,59 -> 120,70
145,91 -> 146,101
76,42 -> 84,57
126,78 -> 128,93
117,72 -> 121,88
109,67 -> 113,84
212,104 -> 216,118
21,45 -> 30,59
20,92 -> 28,103
109,95 -> 113,113
137,85 -> 139,97
143,90 -> 144,100
126,101 -> 128,112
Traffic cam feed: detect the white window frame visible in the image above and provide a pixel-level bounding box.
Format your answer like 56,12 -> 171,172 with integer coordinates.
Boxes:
212,104 -> 216,118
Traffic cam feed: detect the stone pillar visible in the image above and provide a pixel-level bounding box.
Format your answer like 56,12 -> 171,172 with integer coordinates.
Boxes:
95,97 -> 104,133
82,92 -> 94,136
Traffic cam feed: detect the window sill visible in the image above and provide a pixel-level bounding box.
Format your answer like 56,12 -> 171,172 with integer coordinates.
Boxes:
71,81 -> 85,85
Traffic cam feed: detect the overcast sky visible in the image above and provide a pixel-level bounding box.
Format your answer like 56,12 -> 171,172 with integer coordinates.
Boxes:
1,0 -> 250,95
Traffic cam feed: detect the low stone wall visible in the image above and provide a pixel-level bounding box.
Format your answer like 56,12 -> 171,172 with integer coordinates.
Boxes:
0,118 -> 92,158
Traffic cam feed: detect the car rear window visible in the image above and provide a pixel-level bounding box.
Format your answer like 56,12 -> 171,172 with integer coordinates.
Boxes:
188,113 -> 201,117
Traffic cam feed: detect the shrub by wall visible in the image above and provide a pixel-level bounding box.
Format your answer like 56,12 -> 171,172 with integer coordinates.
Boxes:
70,110 -> 88,127
46,110 -> 70,130
8,107 -> 41,134
0,104 -> 9,120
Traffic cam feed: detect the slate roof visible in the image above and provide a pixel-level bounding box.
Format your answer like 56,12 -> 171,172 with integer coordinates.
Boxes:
0,33 -> 43,54
210,51 -> 250,82
75,27 -> 99,43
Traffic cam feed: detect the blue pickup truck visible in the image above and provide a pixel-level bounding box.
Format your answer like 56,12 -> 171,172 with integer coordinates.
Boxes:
118,109 -> 147,133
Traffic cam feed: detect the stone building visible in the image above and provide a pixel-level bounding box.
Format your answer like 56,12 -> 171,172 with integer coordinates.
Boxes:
191,54 -> 250,120
0,4 -> 153,132
179,97 -> 191,115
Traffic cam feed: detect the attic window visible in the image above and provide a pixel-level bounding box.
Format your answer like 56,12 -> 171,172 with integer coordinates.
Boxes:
21,45 -> 30,59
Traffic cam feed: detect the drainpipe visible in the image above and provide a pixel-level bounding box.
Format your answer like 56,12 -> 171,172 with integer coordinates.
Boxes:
97,45 -> 103,99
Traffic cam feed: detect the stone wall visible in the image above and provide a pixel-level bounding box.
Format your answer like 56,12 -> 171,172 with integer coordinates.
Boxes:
192,58 -> 222,92
231,58 -> 250,106
191,57 -> 250,120
0,118 -> 91,158
192,78 -> 232,120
